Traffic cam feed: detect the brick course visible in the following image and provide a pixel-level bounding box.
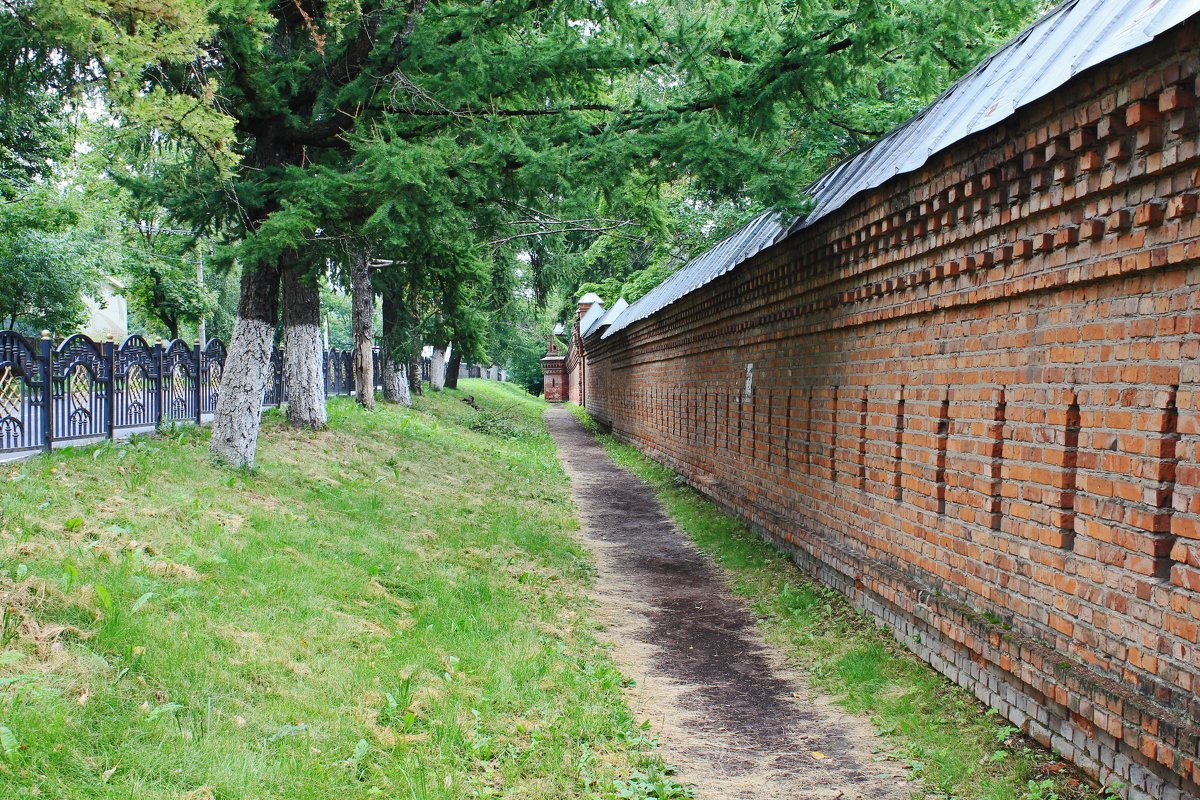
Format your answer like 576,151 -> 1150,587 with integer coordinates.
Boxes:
565,22 -> 1200,800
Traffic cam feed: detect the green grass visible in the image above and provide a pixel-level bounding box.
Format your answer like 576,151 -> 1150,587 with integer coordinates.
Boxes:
567,404 -> 1107,800
0,381 -> 686,800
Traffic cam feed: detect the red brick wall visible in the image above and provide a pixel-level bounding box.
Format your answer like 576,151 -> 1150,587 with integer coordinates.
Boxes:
542,356 -> 566,402
566,326 -> 585,405
572,23 -> 1200,800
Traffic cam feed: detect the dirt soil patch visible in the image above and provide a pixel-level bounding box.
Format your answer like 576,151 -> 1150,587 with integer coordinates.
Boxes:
546,407 -> 915,800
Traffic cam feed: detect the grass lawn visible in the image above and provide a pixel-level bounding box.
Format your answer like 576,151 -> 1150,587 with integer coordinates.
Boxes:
0,381 -> 682,800
569,405 -> 1110,800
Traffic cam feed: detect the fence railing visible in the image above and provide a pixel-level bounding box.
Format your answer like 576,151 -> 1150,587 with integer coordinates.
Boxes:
0,330 -> 500,457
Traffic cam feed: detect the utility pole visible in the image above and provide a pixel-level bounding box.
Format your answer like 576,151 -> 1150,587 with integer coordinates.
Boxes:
196,246 -> 207,344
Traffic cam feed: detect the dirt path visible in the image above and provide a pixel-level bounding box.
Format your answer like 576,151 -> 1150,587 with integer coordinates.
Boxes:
545,407 -> 914,800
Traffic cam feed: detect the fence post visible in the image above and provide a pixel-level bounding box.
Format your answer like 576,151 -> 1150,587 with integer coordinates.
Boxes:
105,333 -> 116,439
154,336 -> 164,428
40,330 -> 53,454
276,344 -> 284,406
194,338 -> 203,426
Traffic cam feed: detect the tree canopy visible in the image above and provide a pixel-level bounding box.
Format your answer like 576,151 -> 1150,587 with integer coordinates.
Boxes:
1,0 -> 1042,463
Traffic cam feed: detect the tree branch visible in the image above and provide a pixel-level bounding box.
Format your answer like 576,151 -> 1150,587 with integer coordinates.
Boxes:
488,220 -> 639,246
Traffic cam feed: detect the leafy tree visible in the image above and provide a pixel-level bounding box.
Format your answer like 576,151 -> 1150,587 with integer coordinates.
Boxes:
558,0 -> 1043,307
209,265 -> 243,343
36,0 -> 1042,466
492,0 -> 1042,388
0,0 -> 74,199
83,131 -> 218,341
0,192 -> 101,333
319,278 -> 357,350
573,186 -> 766,307
123,250 -> 214,340
0,230 -> 97,333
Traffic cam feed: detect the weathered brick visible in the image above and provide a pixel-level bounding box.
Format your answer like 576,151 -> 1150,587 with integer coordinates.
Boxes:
1166,194 -> 1198,219
1106,138 -> 1132,162
1107,210 -> 1133,232
1081,218 -> 1107,240
1135,202 -> 1166,228
1127,100 -> 1163,126
1159,85 -> 1196,112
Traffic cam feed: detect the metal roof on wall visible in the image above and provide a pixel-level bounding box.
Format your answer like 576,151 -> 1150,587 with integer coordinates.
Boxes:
794,0 -> 1199,232
603,211 -> 790,336
579,300 -> 608,337
602,0 -> 1199,339
597,297 -> 629,329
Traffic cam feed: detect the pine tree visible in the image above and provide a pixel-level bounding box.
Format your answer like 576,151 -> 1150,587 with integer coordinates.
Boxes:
40,0 -> 1036,466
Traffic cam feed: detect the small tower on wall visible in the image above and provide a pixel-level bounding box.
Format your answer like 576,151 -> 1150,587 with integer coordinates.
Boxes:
542,338 -> 566,402
577,291 -> 602,319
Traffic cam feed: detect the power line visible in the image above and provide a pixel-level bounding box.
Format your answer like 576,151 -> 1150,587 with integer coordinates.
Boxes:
115,219 -> 201,236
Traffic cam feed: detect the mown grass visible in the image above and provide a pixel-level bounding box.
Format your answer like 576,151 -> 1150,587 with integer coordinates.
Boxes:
0,381 -> 682,800
568,405 -> 1109,800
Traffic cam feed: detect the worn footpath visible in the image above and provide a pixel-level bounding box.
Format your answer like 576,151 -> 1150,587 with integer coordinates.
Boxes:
545,406 -> 914,800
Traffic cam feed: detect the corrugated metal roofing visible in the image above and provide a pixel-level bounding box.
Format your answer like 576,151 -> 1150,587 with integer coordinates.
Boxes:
596,297 -> 629,330
602,0 -> 1198,338
603,211 -> 790,336
579,301 -> 608,337
793,0 -> 1199,233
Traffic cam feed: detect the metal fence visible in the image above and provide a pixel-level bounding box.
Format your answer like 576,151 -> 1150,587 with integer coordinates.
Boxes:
0,329 -> 501,458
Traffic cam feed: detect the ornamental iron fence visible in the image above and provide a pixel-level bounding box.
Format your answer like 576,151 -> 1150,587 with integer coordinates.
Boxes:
0,330 -> 502,457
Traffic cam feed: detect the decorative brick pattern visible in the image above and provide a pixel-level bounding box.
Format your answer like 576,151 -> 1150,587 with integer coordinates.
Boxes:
566,23 -> 1200,800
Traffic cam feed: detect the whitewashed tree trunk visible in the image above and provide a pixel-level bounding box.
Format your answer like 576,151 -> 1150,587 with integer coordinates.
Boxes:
282,270 -> 327,429
380,288 -> 410,405
209,262 -> 281,469
445,348 -> 461,389
381,358 -> 411,405
408,353 -> 423,396
406,287 -> 423,397
349,243 -> 375,410
430,346 -> 446,391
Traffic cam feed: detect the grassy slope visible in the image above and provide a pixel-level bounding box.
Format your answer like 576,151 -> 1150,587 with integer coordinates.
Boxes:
0,382 -> 674,800
568,405 -> 1109,800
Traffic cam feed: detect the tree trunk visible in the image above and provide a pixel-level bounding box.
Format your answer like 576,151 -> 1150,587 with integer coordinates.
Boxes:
380,289 -> 411,406
429,345 -> 446,391
381,358 -> 410,405
445,349 -> 461,389
282,270 -> 327,429
209,260 -> 282,469
404,287 -> 423,397
408,353 -> 423,397
349,243 -> 375,410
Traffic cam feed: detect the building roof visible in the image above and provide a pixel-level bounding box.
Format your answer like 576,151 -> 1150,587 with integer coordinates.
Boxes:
597,298 -> 629,329
603,0 -> 1198,339
791,0 -> 1199,234
577,291 -> 603,305
604,211 -> 790,336
579,300 -> 607,337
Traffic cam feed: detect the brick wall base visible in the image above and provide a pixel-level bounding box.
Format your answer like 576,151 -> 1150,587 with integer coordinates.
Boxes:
678,465 -> 1176,798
